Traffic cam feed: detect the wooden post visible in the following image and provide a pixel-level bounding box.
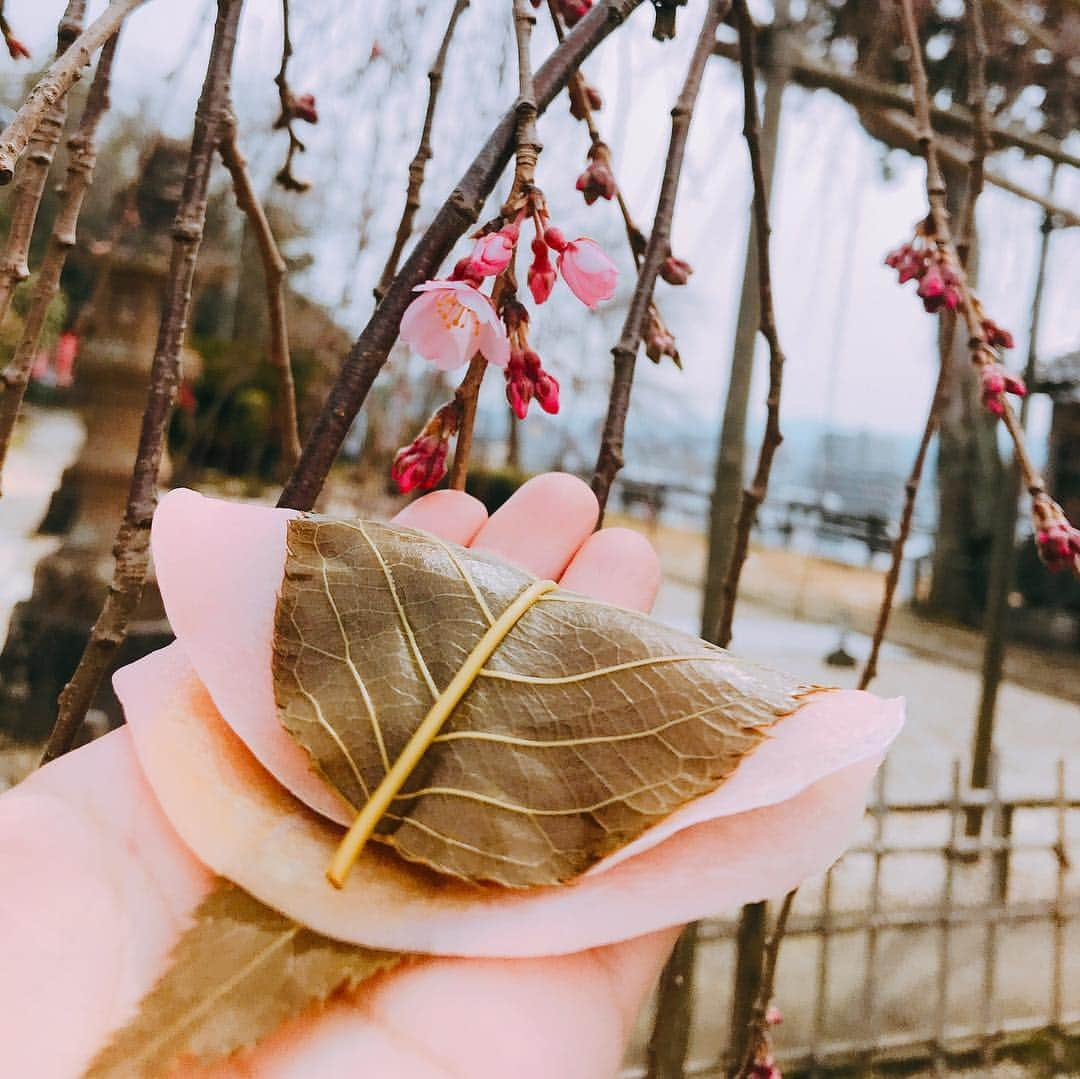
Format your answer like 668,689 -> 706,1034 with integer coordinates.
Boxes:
726,900 -> 768,1075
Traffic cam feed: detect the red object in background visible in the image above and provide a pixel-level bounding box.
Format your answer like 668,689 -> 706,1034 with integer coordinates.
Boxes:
54,331 -> 79,388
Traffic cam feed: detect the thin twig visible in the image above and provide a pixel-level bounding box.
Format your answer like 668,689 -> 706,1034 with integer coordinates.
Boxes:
278,0 -> 646,511
858,325 -> 953,689
713,0 -> 788,649
859,0 -> 991,690
42,0 -> 245,764
447,0 -> 540,490
0,1 -> 86,330
590,0 -> 727,521
273,0 -> 309,192
374,0 -> 470,303
732,890 -> 796,1079
218,109 -> 302,473
0,0 -> 142,185
0,31 -> 118,495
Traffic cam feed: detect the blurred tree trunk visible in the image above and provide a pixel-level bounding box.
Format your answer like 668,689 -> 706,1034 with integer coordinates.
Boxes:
927,171 -> 1002,622
700,49 -> 785,642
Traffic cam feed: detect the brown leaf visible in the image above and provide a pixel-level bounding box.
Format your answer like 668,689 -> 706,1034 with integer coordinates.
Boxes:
273,518 -> 818,888
86,879 -> 403,1078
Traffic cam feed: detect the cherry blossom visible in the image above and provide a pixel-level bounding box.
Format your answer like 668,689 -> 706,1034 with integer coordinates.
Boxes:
399,279 -> 510,371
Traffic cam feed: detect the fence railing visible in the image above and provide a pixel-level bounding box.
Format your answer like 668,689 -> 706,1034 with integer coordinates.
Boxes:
623,756 -> 1079,1077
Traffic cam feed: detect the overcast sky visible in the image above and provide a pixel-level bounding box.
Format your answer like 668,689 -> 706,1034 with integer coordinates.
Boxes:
3,0 -> 1078,451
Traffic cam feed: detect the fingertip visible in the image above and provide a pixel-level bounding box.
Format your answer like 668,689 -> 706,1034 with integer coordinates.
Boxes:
470,473 -> 599,580
558,527 -> 661,613
391,490 -> 489,546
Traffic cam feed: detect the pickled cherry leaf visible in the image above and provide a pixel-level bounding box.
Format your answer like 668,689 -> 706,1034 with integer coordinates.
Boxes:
273,517 -> 819,888
86,880 -> 403,1079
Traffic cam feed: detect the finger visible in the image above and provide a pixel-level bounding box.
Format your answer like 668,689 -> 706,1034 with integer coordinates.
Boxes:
468,473 -> 598,580
391,490 -> 488,545
558,527 -> 661,614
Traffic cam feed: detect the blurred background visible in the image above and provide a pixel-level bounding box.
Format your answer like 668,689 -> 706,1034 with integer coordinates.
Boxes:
0,0 -> 1077,1075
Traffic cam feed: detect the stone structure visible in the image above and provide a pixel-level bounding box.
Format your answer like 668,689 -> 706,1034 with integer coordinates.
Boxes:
0,143 -> 199,740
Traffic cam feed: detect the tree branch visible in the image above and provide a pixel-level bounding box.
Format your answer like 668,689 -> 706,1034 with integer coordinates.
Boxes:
712,0 -> 788,649
872,109 -> 1080,229
218,109 -> 302,473
860,0 -> 1072,690
712,37 -> 1080,173
278,0 -> 646,511
0,29 -> 117,494
0,1 -> 86,330
447,0 -> 541,491
0,0 -> 143,185
374,0 -> 470,304
42,0 -> 245,764
590,0 -> 726,520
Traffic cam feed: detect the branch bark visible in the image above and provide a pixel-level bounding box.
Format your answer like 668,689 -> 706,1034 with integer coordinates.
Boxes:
0,28 -> 118,494
0,1 -> 86,330
712,36 -> 1080,172
0,0 -> 143,185
374,0 -> 470,303
42,0 -> 244,764
218,109 -> 302,473
590,0 -> 727,520
277,0 -> 646,511
713,0 -> 789,649
447,0 -> 540,491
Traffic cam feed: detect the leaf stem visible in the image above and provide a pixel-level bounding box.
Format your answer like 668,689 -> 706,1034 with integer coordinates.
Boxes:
327,578 -> 556,887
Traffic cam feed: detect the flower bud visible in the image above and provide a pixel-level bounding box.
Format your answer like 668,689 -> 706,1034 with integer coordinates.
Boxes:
659,255 -> 693,286
575,158 -> 617,205
527,234 -> 556,305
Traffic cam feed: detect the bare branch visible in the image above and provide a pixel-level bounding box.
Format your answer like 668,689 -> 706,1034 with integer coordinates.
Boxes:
712,38 -> 1080,173
861,0 -> 1075,690
42,0 -> 245,764
713,0 -> 789,649
218,110 -> 302,473
0,31 -> 118,493
447,0 -> 540,490
0,0 -> 143,185
278,0 -> 647,511
0,1 -> 87,329
375,0 -> 470,303
872,109 -> 1080,229
590,0 -> 727,520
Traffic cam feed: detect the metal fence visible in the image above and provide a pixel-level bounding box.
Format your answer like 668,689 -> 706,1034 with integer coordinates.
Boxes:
623,756 -> 1080,1077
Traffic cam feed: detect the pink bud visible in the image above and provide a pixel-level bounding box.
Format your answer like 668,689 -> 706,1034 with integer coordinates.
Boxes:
534,369 -> 560,414
5,34 -> 30,60
660,255 -> 693,286
557,0 -> 592,25
543,226 -> 568,253
391,404 -> 458,493
527,235 -> 556,305
575,159 -> 617,205
558,237 -> 617,309
468,226 -> 517,277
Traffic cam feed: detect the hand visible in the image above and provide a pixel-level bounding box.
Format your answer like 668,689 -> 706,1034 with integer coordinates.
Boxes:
1,474 -> 678,1079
